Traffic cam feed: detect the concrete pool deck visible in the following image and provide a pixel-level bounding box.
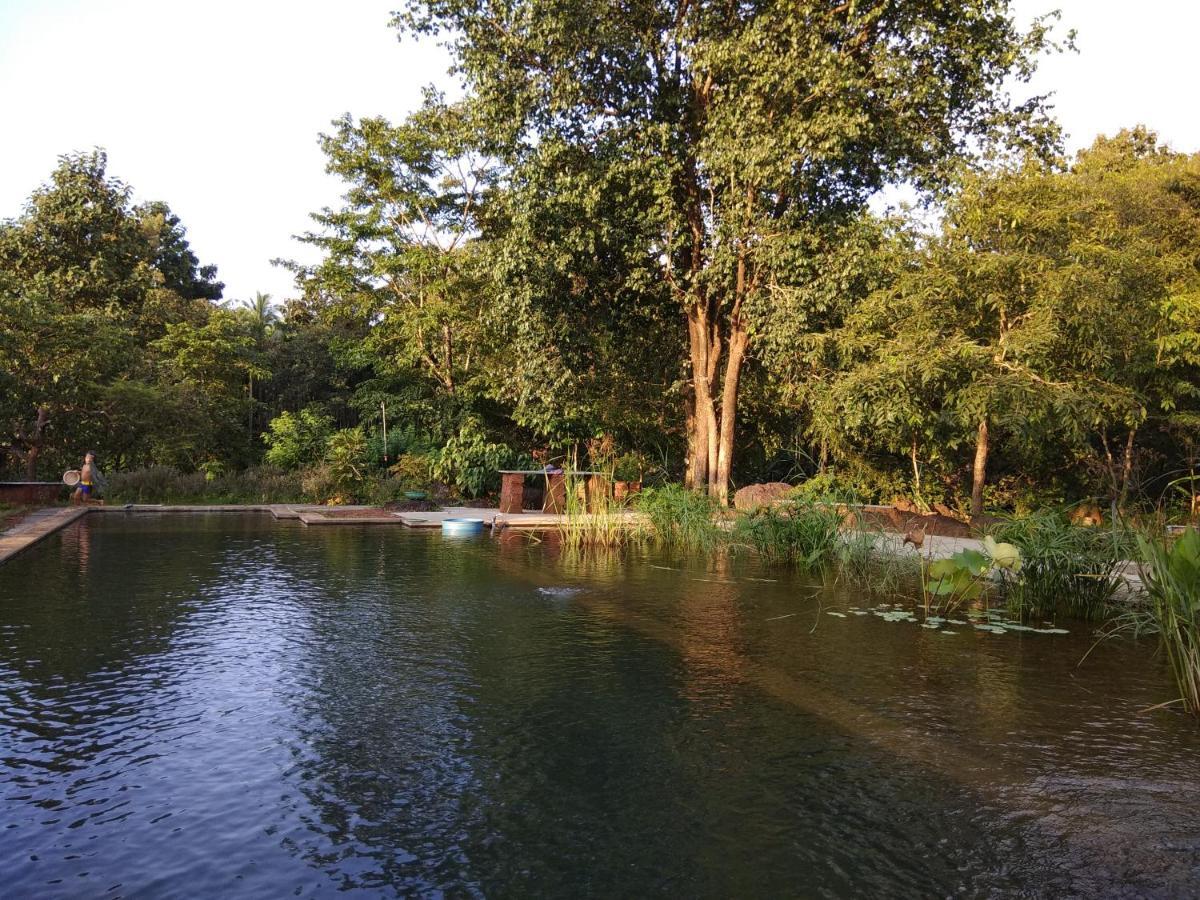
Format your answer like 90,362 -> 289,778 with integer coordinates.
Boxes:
0,506 -> 90,565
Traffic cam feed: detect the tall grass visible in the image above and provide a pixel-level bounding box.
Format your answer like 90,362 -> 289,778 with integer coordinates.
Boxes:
731,501 -> 843,570
637,484 -> 722,551
1136,528 -> 1200,714
991,510 -> 1131,622
557,473 -> 644,550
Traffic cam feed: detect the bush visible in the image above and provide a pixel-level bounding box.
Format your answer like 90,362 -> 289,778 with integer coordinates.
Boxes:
432,419 -> 526,498
326,427 -> 369,495
263,406 -> 334,471
107,465 -> 205,502
388,453 -> 433,488
300,465 -> 340,504
107,465 -> 304,504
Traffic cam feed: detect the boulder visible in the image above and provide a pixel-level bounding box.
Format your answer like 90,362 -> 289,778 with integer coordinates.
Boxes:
733,482 -> 794,511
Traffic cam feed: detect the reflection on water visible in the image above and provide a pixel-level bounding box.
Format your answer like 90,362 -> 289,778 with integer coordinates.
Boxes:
0,514 -> 1198,896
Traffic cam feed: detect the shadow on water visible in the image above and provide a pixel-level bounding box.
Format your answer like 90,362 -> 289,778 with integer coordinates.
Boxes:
0,516 -> 1197,896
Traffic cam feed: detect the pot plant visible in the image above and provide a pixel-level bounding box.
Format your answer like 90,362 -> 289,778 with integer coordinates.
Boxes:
613,453 -> 645,502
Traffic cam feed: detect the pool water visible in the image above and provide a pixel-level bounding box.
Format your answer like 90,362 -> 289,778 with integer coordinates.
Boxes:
1,514 -> 1197,897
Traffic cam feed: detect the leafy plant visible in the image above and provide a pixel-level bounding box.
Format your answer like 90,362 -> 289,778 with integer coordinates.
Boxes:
923,536 -> 1021,614
325,427 -> 369,495
431,419 -> 526,498
263,406 -> 334,471
1136,528 -> 1200,714
732,501 -> 843,570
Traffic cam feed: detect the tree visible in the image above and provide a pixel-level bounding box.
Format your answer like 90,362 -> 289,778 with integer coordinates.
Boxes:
0,150 -> 225,476
397,0 -> 1065,502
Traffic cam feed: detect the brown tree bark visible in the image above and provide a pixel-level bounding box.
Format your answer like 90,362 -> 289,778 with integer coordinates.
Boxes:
970,416 -> 989,519
15,407 -> 50,480
713,319 -> 748,506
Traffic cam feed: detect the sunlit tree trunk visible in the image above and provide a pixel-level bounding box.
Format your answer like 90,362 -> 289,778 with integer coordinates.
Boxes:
970,416 -> 989,519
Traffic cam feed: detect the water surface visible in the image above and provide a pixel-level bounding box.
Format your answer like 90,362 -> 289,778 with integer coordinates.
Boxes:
1,514 -> 1197,897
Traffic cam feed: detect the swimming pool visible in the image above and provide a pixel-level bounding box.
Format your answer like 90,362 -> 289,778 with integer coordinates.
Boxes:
1,514 -> 1196,896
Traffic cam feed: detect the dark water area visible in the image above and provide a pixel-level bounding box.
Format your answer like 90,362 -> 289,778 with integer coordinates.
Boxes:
0,514 -> 1197,898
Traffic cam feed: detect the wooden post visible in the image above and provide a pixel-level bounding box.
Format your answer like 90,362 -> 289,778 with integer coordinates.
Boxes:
587,475 -> 610,512
499,473 -> 525,514
543,473 -> 566,513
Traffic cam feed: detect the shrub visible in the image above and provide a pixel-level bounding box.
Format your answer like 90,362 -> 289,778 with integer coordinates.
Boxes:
388,453 -> 433,488
300,465 -> 340,504
432,419 -> 525,498
325,427 -> 369,495
107,465 -> 304,504
107,465 -> 206,502
263,406 -> 334,471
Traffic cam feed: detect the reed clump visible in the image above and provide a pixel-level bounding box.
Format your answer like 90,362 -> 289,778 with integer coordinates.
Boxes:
1135,528 -> 1200,714
637,484 -> 722,551
991,510 -> 1131,622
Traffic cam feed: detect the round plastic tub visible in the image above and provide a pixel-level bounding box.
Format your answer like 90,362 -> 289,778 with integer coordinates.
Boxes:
441,518 -> 485,537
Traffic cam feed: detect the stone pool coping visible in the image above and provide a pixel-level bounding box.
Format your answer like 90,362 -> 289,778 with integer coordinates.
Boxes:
0,507 -> 90,565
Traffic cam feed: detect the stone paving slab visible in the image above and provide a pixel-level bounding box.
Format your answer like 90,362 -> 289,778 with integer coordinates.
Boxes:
0,507 -> 89,565
298,511 -> 404,526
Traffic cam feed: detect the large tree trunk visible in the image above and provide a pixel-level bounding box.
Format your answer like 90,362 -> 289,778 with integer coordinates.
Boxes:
14,406 -> 50,480
685,301 -> 749,505
686,305 -> 719,492
713,320 -> 748,506
970,416 -> 989,519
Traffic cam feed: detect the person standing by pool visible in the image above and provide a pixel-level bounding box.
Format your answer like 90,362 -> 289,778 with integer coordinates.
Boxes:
71,451 -> 104,505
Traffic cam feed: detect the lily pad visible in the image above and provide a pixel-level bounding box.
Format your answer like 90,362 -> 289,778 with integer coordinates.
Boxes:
974,624 -> 1008,634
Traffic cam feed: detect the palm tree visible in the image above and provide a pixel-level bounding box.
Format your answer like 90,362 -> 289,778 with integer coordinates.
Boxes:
240,291 -> 277,342
239,292 -> 277,436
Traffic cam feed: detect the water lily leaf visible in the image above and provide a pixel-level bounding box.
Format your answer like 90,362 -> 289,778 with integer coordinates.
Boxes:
927,559 -> 958,579
957,548 -> 989,576
1035,627 -> 1070,634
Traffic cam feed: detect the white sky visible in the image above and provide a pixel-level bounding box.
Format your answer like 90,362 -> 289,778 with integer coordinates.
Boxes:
1,0 -> 1198,303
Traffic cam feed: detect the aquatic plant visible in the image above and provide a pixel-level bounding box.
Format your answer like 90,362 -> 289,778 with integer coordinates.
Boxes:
991,510 -> 1131,622
637,484 -> 722,551
922,536 -> 1021,615
731,500 -> 846,571
558,473 -> 645,550
1135,528 -> 1200,714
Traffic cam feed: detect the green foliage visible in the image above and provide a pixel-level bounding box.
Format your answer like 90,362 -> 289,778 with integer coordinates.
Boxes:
262,407 -> 334,471
637,485 -> 721,551
1136,528 -> 1200,714
107,465 -> 300,504
431,419 -> 525,497
325,427 -> 370,494
922,536 -> 1021,614
993,512 -> 1130,622
732,502 -> 843,571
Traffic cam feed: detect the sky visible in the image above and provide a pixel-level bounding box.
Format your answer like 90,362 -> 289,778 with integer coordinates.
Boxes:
1,0 -> 1198,304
